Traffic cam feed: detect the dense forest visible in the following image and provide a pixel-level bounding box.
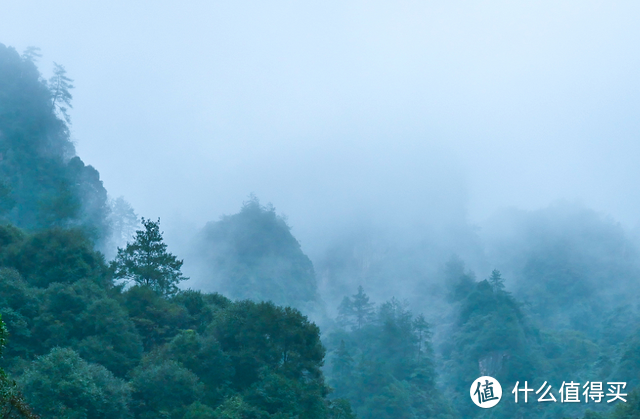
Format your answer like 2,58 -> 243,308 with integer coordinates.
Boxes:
0,41 -> 639,419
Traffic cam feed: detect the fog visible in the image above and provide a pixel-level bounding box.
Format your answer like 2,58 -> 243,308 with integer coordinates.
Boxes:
5,4 -> 640,417
2,1 -> 640,269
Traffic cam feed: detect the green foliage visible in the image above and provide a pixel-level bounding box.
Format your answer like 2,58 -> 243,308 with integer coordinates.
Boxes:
607,388 -> 640,419
196,197 -> 318,308
207,299 -> 334,417
20,347 -> 131,419
31,279 -> 106,351
212,395 -> 264,419
0,223 -> 348,418
243,369 -> 327,418
327,288 -> 453,419
120,298 -> 334,418
119,285 -> 190,351
0,269 -> 40,361
164,330 -> 233,405
1,202 -> 634,419
0,314 -> 38,419
0,225 -> 109,296
0,313 -> 8,351
326,399 -> 357,419
171,290 -> 230,334
10,228 -> 106,288
612,327 -> 640,389
183,402 -> 216,419
74,298 -> 143,377
0,374 -> 39,419
441,266 -> 613,419
211,300 -> 326,389
0,44 -> 110,243
441,278 -> 542,417
337,286 -> 375,330
130,358 -> 203,419
0,235 -> 143,377
0,41 -> 356,419
0,181 -> 15,217
0,225 -> 24,253
331,340 -> 353,385
540,329 -> 601,383
488,204 -> 640,339
111,218 -> 187,296
5,71 -> 635,419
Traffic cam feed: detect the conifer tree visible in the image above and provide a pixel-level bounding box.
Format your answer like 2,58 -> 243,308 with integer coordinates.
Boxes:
337,286 -> 375,330
352,286 -> 375,328
111,218 -> 187,296
21,46 -> 42,63
48,63 -> 74,124
488,269 -> 505,291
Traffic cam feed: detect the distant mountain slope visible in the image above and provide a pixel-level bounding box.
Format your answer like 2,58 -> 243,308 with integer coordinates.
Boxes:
194,197 -> 319,309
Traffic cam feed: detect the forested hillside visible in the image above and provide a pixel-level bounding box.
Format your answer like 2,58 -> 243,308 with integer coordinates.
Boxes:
0,43 -> 351,418
0,222 -> 354,418
0,44 -> 109,245
192,197 -> 319,310
0,41 -> 639,419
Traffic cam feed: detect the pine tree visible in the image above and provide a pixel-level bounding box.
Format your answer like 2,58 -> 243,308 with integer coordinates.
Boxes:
48,62 -> 74,124
488,269 -> 505,291
337,286 -> 375,330
111,218 -> 187,296
21,46 -> 42,63
352,286 -> 375,329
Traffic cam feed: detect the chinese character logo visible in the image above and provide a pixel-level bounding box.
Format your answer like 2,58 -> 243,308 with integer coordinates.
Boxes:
470,376 -> 502,408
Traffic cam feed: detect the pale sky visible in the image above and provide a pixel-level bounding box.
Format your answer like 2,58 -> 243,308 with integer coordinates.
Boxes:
1,1 -> 639,252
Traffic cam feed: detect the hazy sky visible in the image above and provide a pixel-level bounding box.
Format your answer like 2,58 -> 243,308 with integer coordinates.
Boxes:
2,1 -> 640,249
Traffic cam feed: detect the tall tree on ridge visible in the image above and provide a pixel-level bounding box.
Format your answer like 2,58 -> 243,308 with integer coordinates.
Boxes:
111,218 -> 187,296
48,63 -> 74,124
